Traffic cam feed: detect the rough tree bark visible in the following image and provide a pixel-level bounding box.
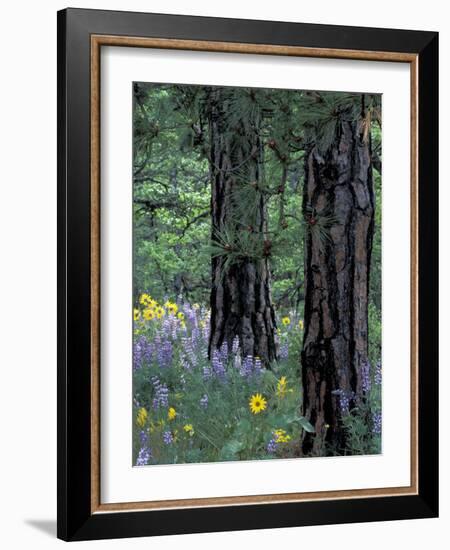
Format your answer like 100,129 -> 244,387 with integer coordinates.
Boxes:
207,88 -> 278,364
301,105 -> 375,456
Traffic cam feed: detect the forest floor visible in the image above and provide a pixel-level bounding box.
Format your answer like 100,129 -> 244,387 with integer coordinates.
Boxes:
133,294 -> 381,465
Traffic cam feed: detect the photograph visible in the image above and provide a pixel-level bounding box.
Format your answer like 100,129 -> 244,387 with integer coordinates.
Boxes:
132,82 -> 383,465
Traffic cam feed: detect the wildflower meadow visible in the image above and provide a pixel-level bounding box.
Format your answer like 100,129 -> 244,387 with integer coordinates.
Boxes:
133,295 -> 382,465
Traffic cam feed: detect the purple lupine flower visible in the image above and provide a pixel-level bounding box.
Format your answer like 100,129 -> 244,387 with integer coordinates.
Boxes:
153,332 -> 162,348
162,318 -> 171,338
279,342 -> 289,359
200,394 -> 209,409
133,341 -> 143,371
201,323 -> 210,342
332,389 -> 354,416
239,355 -> 263,377
240,355 -> 254,377
168,316 -> 178,339
200,306 -> 208,319
182,337 -> 197,367
163,431 -> 173,445
374,361 -> 382,385
136,429 -> 152,466
159,321 -> 171,344
266,438 -> 278,454
133,336 -> 153,370
180,355 -> 191,371
184,304 -> 198,327
173,316 -> 180,337
372,411 -> 382,434
139,429 -> 149,445
157,340 -> 173,369
151,376 -> 169,409
212,350 -> 226,378
254,356 -> 262,375
219,341 -> 228,364
199,344 -> 208,360
144,340 -> 154,362
191,327 -> 200,345
360,359 -> 371,393
202,365 -> 212,381
136,446 -> 152,466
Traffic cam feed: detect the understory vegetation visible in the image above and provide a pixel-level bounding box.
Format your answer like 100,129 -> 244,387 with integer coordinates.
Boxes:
133,295 -> 381,465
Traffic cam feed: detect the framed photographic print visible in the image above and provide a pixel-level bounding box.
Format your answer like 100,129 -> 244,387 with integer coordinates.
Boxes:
57,8 -> 439,541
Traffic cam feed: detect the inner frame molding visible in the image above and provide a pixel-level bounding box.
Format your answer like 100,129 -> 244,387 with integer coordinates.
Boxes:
90,34 -> 418,514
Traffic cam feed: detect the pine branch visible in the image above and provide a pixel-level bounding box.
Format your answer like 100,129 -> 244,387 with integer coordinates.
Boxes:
179,210 -> 210,239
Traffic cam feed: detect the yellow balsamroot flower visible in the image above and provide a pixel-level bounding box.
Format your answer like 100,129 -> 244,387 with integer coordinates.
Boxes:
155,306 -> 165,319
180,320 -> 186,329
168,407 -> 177,421
298,319 -> 304,330
133,308 -> 141,321
249,393 -> 267,415
165,301 -> 178,315
177,312 -> 185,320
183,424 -> 194,436
139,293 -> 152,306
143,308 -> 155,321
277,376 -> 288,398
273,428 -> 291,443
282,316 -> 291,326
136,407 -> 148,427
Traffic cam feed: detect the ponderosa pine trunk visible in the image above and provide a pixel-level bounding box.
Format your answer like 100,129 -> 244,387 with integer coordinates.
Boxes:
207,88 -> 278,364
301,107 -> 375,456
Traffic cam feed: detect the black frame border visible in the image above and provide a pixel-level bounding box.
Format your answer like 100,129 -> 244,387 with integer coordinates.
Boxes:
57,8 -> 438,541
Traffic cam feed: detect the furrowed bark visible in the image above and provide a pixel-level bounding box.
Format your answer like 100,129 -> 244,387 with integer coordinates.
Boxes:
301,110 -> 375,456
207,88 -> 278,364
